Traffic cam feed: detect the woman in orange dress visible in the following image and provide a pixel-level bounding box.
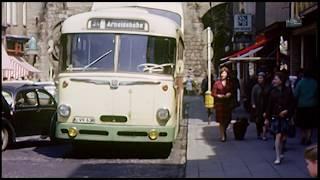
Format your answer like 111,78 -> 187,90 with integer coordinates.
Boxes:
212,66 -> 233,142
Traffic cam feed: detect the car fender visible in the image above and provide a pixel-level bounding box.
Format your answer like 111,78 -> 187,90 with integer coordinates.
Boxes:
2,117 -> 16,143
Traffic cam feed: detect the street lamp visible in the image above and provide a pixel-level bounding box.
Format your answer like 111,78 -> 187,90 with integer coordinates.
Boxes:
204,27 -> 214,124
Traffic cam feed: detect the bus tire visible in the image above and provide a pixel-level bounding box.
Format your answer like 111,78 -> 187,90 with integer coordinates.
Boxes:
158,142 -> 172,158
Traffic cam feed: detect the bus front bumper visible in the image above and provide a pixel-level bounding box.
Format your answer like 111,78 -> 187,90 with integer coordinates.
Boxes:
55,122 -> 175,143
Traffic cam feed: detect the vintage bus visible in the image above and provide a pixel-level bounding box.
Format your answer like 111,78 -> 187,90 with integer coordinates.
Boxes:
54,3 -> 185,149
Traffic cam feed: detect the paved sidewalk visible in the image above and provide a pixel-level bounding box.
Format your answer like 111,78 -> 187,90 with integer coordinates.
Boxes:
184,96 -> 317,178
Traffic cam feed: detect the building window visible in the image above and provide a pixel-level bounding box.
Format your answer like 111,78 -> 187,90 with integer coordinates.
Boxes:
11,2 -> 17,26
2,3 -> 6,26
6,2 -> 18,26
6,2 -> 11,25
6,40 -> 25,56
23,2 -> 27,27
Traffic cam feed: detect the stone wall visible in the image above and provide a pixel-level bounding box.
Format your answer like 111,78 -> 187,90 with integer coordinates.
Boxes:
37,2 -> 93,81
183,2 -> 211,93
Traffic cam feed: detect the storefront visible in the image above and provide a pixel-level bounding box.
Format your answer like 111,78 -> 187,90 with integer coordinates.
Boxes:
2,45 -> 40,80
288,3 -> 318,78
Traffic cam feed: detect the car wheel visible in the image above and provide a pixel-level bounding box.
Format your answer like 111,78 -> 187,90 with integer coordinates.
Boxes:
49,113 -> 58,144
2,127 -> 9,151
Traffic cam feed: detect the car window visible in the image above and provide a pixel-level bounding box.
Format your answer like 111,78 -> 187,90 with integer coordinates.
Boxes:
2,91 -> 13,105
15,90 -> 38,107
38,90 -> 55,106
43,86 -> 56,97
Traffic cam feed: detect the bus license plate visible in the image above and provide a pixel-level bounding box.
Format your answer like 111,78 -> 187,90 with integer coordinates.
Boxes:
73,116 -> 95,124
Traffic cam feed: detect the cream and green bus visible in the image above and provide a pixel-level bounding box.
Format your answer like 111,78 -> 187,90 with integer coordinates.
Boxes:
55,3 -> 185,149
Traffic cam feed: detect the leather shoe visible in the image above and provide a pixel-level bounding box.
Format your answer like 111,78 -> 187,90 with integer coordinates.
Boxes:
220,137 -> 226,142
274,159 -> 281,165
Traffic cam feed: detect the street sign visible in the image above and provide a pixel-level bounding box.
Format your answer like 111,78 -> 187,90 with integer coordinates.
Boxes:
208,47 -> 213,60
286,18 -> 302,28
202,27 -> 213,43
202,27 -> 214,60
208,28 -> 213,44
201,43 -> 213,60
234,14 -> 252,32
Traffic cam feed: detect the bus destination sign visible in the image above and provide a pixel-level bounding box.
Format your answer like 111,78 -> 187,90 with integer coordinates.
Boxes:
88,18 -> 149,31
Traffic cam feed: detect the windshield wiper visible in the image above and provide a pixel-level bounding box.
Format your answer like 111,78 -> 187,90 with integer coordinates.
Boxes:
84,50 -> 112,69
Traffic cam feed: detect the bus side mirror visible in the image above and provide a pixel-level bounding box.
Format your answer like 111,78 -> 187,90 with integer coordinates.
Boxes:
175,59 -> 184,77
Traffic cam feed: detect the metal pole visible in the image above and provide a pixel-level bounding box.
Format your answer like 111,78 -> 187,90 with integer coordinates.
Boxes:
208,27 -> 211,92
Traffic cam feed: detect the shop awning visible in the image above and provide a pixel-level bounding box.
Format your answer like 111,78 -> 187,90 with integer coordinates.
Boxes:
2,46 -> 14,70
220,35 -> 274,66
14,56 -> 41,73
2,46 -> 40,79
220,46 -> 270,66
221,35 -> 268,60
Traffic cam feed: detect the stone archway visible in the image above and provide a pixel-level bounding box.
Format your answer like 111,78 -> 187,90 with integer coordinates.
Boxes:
182,2 -> 229,92
201,3 -> 233,77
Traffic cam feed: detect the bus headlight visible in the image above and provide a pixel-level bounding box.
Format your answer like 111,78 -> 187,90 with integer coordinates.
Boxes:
58,104 -> 71,117
156,108 -> 170,125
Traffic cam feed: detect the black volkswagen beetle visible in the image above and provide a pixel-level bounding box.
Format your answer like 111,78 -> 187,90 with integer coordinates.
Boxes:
1,81 -> 57,151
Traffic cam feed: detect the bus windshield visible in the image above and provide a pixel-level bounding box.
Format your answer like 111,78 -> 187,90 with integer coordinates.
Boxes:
60,33 -> 176,74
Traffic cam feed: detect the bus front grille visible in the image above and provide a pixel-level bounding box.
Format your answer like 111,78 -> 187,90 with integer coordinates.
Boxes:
100,115 -> 128,123
117,131 -> 168,137
60,129 -> 109,136
79,130 -> 109,136
117,131 -> 148,136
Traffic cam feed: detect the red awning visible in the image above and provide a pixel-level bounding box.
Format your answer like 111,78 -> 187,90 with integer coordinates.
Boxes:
2,46 -> 40,79
2,46 -> 14,70
220,35 -> 268,62
15,56 -> 41,73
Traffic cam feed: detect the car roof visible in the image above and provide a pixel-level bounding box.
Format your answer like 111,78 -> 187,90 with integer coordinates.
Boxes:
2,82 -> 47,94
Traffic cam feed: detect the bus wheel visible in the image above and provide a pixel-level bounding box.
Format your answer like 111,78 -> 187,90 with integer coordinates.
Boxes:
2,127 -> 9,151
71,141 -> 88,153
158,142 -> 172,158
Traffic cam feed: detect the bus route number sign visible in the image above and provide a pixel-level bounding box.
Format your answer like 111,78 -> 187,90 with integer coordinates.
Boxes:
88,18 -> 149,32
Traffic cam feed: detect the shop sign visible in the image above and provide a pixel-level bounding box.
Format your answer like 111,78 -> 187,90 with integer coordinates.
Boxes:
234,14 -> 252,32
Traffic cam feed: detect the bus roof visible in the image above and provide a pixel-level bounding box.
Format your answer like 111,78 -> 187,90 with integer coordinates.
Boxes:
91,2 -> 184,34
91,3 -> 183,19
61,7 -> 182,39
92,2 -> 183,14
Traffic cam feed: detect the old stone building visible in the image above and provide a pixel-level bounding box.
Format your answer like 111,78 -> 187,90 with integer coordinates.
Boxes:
2,2 -> 93,81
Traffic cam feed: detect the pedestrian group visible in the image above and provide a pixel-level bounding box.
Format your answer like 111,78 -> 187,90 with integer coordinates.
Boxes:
201,66 -> 318,176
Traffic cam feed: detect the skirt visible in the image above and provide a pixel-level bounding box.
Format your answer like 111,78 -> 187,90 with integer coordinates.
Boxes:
215,103 -> 232,128
271,116 -> 289,134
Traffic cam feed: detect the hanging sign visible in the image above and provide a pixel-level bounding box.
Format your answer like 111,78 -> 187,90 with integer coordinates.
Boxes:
234,14 -> 252,32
